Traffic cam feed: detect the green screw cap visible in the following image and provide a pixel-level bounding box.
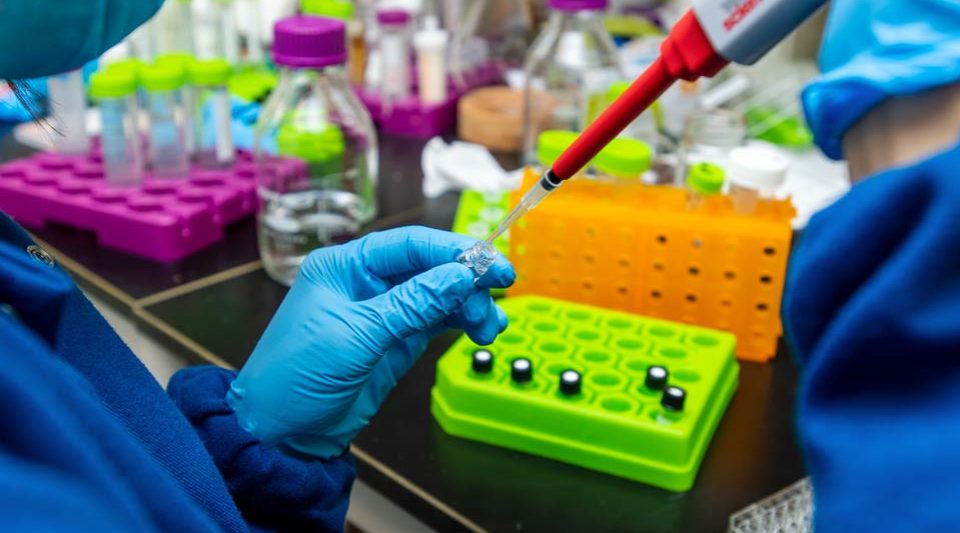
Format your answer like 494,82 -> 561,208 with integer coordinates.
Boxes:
594,138 -> 652,179
687,162 -> 725,195
301,0 -> 355,20
536,130 -> 578,168
89,70 -> 138,99
606,81 -> 630,101
189,59 -> 231,86
156,52 -> 195,70
104,59 -> 146,82
140,63 -> 186,92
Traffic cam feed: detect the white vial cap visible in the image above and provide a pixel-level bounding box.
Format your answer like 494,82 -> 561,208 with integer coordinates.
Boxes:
414,16 -> 449,51
728,145 -> 789,192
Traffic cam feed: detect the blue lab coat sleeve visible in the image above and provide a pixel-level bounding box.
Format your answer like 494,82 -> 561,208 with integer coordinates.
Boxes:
168,366 -> 356,531
783,140 -> 960,531
0,211 -> 354,532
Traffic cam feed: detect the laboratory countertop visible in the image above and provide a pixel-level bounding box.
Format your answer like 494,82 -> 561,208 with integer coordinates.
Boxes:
2,131 -> 807,533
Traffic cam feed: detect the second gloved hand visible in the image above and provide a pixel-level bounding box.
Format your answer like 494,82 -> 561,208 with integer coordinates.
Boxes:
227,226 -> 515,459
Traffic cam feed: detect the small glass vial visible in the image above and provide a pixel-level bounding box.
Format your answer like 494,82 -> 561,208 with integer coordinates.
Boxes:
46,69 -> 91,155
656,386 -> 686,425
141,64 -> 191,179
727,145 -> 789,215
686,162 -> 724,210
414,16 -> 449,105
521,0 -> 623,165
376,8 -> 412,111
189,59 -> 235,169
89,70 -> 144,187
256,16 -> 378,285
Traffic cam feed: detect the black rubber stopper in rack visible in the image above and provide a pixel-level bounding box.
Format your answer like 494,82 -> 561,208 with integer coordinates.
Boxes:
511,358 -> 533,383
559,369 -> 582,395
472,349 -> 494,374
645,365 -> 669,391
661,386 -> 686,412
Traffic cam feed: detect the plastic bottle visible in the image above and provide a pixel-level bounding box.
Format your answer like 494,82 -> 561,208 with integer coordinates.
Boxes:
376,8 -> 412,112
256,16 -> 378,285
141,64 -> 191,179
727,145 -> 789,215
189,59 -> 235,168
521,0 -> 623,165
414,16 -> 449,105
89,70 -> 144,187
685,161 -> 724,210
46,69 -> 91,155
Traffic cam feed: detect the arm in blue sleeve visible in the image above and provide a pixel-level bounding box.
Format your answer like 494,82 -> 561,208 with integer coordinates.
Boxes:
783,141 -> 960,531
168,366 -> 356,532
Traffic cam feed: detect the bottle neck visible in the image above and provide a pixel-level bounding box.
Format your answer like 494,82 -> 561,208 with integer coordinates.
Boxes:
549,8 -> 607,31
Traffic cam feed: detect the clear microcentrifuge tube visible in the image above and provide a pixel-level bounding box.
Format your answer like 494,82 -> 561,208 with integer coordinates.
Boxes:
156,54 -> 197,159
727,145 -> 789,215
89,70 -> 144,187
142,64 -> 191,179
46,69 -> 91,155
457,240 -> 498,280
376,8 -> 412,112
189,59 -> 235,169
685,161 -> 724,210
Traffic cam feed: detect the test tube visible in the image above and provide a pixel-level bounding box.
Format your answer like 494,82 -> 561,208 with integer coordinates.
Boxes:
727,145 -> 789,215
194,0 -> 238,62
46,69 -> 91,155
142,64 -> 191,179
156,54 -> 197,159
89,70 -> 144,187
376,8 -> 412,112
220,0 -> 242,65
414,16 -> 449,105
685,162 -> 724,209
189,59 -> 235,168
168,0 -> 196,54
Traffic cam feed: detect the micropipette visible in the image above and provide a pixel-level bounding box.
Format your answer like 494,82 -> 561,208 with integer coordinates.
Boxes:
485,0 -> 826,244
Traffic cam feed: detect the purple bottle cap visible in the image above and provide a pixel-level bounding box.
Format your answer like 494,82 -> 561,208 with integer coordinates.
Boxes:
272,15 -> 347,69
548,0 -> 608,11
376,8 -> 411,26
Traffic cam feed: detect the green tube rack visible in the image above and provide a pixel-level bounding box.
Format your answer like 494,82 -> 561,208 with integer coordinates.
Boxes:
431,295 -> 739,491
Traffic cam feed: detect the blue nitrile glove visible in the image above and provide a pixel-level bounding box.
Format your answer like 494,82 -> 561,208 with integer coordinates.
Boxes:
802,0 -> 960,160
227,226 -> 515,459
0,1 -> 162,79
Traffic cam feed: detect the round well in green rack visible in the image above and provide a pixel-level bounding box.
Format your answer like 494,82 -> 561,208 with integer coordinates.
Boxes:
576,349 -> 618,367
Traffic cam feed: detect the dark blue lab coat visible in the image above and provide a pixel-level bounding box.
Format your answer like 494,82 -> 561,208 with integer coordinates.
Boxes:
0,212 -> 354,531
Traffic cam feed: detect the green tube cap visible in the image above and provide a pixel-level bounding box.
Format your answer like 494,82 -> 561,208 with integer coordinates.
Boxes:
89,70 -> 138,99
536,130 -> 578,168
687,162 -> 725,195
140,63 -> 186,92
594,138 -> 652,179
301,0 -> 355,20
189,59 -> 231,86
156,52 -> 195,70
104,59 -> 146,82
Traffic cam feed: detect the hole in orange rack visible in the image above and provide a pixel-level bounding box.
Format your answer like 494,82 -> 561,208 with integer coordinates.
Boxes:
653,261 -> 664,272
618,257 -> 631,268
656,235 -> 667,244
692,239 -> 703,248
721,299 -> 733,308
582,280 -> 595,291
549,277 -> 561,287
756,302 -> 769,311
584,252 -> 596,264
688,266 -> 700,276
763,246 -> 776,256
586,226 -> 597,237
760,275 -> 772,284
549,248 -> 563,259
685,294 -> 698,303
724,271 -> 736,280
617,286 -> 629,296
651,290 -> 662,299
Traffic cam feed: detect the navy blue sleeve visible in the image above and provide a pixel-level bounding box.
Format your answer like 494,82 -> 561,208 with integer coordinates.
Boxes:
783,141 -> 960,531
168,366 -> 355,532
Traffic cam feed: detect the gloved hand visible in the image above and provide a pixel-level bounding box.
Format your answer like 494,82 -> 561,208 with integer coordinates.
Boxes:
802,0 -> 960,160
0,1 -> 162,79
227,226 -> 515,459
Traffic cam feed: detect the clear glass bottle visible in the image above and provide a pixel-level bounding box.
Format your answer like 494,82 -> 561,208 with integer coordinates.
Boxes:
521,0 -> 623,165
680,108 -> 746,184
727,145 -> 789,215
256,16 -> 379,285
141,63 -> 191,179
89,70 -> 144,187
189,59 -> 235,169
